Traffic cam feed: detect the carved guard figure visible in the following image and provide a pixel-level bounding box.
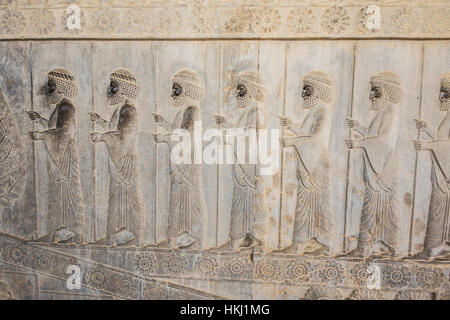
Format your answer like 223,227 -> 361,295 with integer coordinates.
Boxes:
90,69 -> 144,247
28,69 -> 85,244
152,70 -> 207,250
414,72 -> 450,260
214,70 -> 269,252
346,71 -> 402,258
278,70 -> 335,256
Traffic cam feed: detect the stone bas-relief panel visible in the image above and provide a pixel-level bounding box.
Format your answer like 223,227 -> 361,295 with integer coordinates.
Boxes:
0,40 -> 449,300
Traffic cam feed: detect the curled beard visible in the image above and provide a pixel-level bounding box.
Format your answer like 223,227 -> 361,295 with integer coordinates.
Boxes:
173,94 -> 195,108
110,92 -> 126,106
48,91 -> 64,105
370,96 -> 388,110
440,98 -> 450,111
236,94 -> 252,109
302,95 -> 319,109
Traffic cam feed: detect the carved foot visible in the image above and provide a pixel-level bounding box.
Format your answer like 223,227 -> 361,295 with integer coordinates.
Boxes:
364,240 -> 395,258
237,233 -> 262,252
143,238 -> 169,249
297,238 -> 329,256
111,229 -> 136,247
270,244 -> 298,255
429,243 -> 450,261
206,239 -> 232,252
53,228 -> 75,244
174,232 -> 198,250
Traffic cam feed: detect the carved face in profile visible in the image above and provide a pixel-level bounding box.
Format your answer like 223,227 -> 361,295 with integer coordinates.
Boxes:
171,81 -> 188,108
108,80 -> 124,105
236,82 -> 251,109
301,83 -> 319,109
47,78 -> 63,105
369,85 -> 387,110
439,85 -> 450,111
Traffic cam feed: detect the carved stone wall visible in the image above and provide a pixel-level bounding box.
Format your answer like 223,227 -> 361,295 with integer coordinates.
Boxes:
0,1 -> 449,300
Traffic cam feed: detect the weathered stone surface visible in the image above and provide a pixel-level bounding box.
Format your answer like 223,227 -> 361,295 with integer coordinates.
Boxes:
0,1 -> 449,300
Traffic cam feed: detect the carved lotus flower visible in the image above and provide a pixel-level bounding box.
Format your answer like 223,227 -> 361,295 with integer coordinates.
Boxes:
195,255 -> 219,277
287,7 -> 315,34
286,260 -> 312,283
162,253 -> 187,275
32,252 -> 55,272
134,252 -> 157,276
221,8 -> 251,34
350,262 -> 379,287
91,9 -> 120,34
252,8 -> 281,34
30,9 -> 56,35
424,8 -> 450,34
223,256 -> 252,280
189,8 -> 215,34
319,260 -> 344,285
1,9 -> 25,35
355,6 -> 381,34
382,265 -> 411,289
321,6 -> 350,34
7,244 -> 27,264
86,267 -> 108,289
152,9 -> 182,33
416,267 -> 444,290
123,8 -> 148,33
390,7 -> 419,34
142,283 -> 169,300
255,259 -> 281,282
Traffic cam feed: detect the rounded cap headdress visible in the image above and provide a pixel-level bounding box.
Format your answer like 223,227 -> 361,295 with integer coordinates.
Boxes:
172,70 -> 204,103
48,69 -> 78,104
110,69 -> 140,104
302,70 -> 335,104
370,71 -> 401,104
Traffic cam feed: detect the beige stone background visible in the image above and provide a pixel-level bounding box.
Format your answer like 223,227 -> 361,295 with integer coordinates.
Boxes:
0,1 -> 449,300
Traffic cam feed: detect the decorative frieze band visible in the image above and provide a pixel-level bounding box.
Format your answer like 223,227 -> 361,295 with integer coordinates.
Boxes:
0,2 -> 448,39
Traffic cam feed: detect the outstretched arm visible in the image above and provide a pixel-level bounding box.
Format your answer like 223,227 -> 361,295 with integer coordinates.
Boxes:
415,119 -> 435,140
90,131 -> 120,145
89,112 -> 108,129
27,111 -> 50,129
346,118 -> 368,137
152,112 -> 172,132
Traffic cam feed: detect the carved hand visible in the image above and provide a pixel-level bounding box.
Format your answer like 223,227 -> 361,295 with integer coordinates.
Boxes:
414,140 -> 431,151
90,132 -> 101,143
152,133 -> 165,144
346,138 -> 359,149
27,111 -> 41,121
415,119 -> 427,130
88,112 -> 102,123
152,112 -> 166,124
280,137 -> 292,148
279,116 -> 291,128
214,114 -> 226,126
28,131 -> 42,141
346,117 -> 359,129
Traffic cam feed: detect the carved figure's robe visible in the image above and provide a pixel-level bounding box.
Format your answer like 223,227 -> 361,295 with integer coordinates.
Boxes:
102,104 -> 144,245
167,105 -> 207,243
291,105 -> 332,243
42,101 -> 84,236
424,122 -> 450,252
357,105 -> 398,251
230,105 -> 268,241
